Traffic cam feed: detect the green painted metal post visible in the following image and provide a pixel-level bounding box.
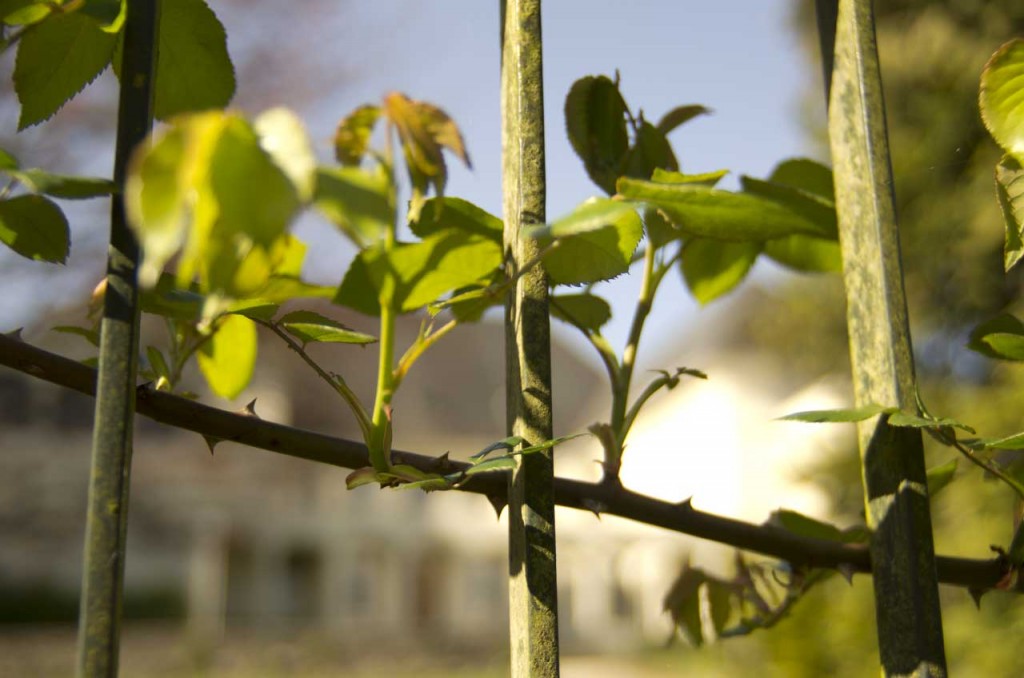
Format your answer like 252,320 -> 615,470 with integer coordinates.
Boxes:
500,1 -> 560,676
821,0 -> 948,675
76,1 -> 160,675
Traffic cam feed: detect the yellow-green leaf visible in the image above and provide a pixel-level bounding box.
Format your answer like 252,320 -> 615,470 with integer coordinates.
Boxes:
0,194 -> 69,263
197,314 -> 256,399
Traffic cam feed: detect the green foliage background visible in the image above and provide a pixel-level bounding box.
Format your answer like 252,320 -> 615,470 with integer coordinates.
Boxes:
705,2 -> 1024,675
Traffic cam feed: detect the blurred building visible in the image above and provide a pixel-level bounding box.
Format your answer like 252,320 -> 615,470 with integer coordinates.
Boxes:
0,295 -> 848,654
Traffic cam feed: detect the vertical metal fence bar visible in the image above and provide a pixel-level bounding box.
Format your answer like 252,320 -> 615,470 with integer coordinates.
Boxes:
500,1 -> 560,676
76,1 -> 160,675
819,0 -> 948,675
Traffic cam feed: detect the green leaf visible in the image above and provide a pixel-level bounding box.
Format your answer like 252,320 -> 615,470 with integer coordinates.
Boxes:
114,0 -> 235,119
334,104 -> 381,166
279,310 -> 376,346
968,314 -> 1024,360
518,432 -> 586,456
145,345 -> 171,382
79,0 -> 125,31
651,168 -> 729,187
0,149 -> 18,170
979,432 -> 1024,450
617,177 -> 831,241
408,197 -> 502,242
534,198 -> 643,285
663,565 -> 707,647
8,168 -> 116,199
225,301 -> 278,322
335,231 -> 502,315
345,467 -> 380,490
766,509 -> 846,543
623,121 -> 677,180
981,332 -> 1024,361
550,293 -> 612,332
995,154 -> 1024,271
52,324 -> 99,347
333,253 -> 380,316
656,104 -> 711,135
463,457 -> 517,475
197,313 -> 256,399
13,11 -> 117,129
778,403 -> 896,423
254,108 -> 316,202
0,1 -> 51,26
314,165 -> 393,248
0,194 -> 69,263
888,411 -> 976,434
564,75 -> 629,194
768,158 -> 835,200
926,460 -> 958,499
980,39 -> 1024,159
763,235 -> 842,273
740,175 -> 838,239
680,238 -> 761,305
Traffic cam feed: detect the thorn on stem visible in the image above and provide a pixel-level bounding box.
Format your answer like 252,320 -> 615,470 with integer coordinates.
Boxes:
4,328 -> 23,341
486,494 -> 506,520
968,586 -> 986,610
582,498 -> 605,519
837,563 -> 856,585
239,399 -> 260,418
202,435 -> 222,455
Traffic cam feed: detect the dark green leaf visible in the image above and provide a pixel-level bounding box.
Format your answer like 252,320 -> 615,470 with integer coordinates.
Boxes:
314,165 -> 392,248
995,154 -> 1024,271
888,411 -> 976,434
79,0 -> 124,29
926,460 -> 958,499
113,0 -> 235,119
643,207 -> 677,248
656,104 -> 711,135
766,509 -> 867,544
226,302 -> 278,322
13,11 -> 117,129
0,148 -> 18,170
564,75 -> 629,194
968,314 -> 1024,360
333,252 -> 380,316
145,345 -> 171,381
550,293 -> 612,332
617,177 -> 831,241
779,403 -> 896,423
408,196 -> 502,242
334,104 -> 381,166
519,432 -> 586,455
0,194 -> 69,263
768,158 -> 834,200
623,121 -> 677,180
681,238 -> 761,305
763,235 -> 842,273
740,175 -> 838,239
663,565 -> 707,647
279,310 -> 376,346
979,432 -> 1024,450
9,168 -> 116,199
471,436 -> 525,461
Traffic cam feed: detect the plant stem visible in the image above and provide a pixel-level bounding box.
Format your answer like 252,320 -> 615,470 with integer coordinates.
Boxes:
256,319 -> 372,444
945,435 -> 1024,501
392,318 -> 457,391
605,244 -> 668,482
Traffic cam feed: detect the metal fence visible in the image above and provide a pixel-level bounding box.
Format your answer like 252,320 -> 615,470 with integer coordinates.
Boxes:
0,0 -> 1015,676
